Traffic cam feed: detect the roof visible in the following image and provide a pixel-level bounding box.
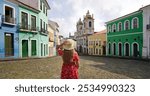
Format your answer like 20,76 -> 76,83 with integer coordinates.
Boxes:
43,0 -> 51,9
140,4 -> 150,10
94,29 -> 107,34
48,20 -> 59,30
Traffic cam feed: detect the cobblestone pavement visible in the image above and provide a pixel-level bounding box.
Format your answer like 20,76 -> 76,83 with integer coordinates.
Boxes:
0,56 -> 150,79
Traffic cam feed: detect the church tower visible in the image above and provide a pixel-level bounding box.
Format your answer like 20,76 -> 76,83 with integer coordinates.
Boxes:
76,18 -> 83,36
83,10 -> 94,35
76,10 -> 94,54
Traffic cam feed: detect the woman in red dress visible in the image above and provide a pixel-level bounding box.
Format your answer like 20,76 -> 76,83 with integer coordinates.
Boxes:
56,39 -> 80,79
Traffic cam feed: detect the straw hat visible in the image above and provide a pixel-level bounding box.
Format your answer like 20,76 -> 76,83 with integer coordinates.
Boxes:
63,39 -> 74,50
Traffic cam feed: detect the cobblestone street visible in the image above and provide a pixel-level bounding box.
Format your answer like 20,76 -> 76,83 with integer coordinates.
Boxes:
0,56 -> 150,79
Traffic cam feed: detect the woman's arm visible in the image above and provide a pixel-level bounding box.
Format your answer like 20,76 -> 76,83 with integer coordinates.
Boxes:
56,41 -> 67,50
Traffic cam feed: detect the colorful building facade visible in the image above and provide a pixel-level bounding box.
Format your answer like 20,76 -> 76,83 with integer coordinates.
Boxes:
38,0 -> 50,57
106,10 -> 143,58
88,30 -> 106,55
0,0 -> 19,59
18,0 -> 40,58
0,0 -> 55,59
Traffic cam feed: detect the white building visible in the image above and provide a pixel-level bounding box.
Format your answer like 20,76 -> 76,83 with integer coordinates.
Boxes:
141,5 -> 150,58
75,10 -> 94,54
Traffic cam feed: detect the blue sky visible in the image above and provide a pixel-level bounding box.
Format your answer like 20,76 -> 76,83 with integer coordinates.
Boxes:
48,0 -> 150,37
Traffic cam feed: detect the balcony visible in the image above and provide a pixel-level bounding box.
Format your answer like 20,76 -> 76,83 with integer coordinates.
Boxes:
19,24 -> 38,33
19,24 -> 30,31
30,26 -> 39,32
40,28 -> 48,35
2,15 -> 16,25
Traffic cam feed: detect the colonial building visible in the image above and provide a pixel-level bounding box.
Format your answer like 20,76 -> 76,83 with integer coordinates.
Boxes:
17,0 -> 40,58
106,10 -> 143,58
88,30 -> 106,55
48,20 -> 59,56
141,5 -> 150,58
75,10 -> 94,54
16,0 -> 50,58
0,0 -> 19,59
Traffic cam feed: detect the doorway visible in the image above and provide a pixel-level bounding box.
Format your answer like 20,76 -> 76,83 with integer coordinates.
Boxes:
22,40 -> 28,57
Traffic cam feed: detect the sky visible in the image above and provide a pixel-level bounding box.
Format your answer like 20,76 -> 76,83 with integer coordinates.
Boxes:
48,0 -> 150,37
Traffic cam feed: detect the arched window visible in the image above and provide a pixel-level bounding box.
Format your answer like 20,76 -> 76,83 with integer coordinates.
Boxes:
132,17 -> 138,29
118,22 -> 122,31
89,21 -> 92,27
124,20 -> 130,30
113,43 -> 116,55
112,24 -> 116,32
124,43 -> 130,56
132,43 -> 139,57
108,43 -> 111,55
118,43 -> 122,56
108,25 -> 111,33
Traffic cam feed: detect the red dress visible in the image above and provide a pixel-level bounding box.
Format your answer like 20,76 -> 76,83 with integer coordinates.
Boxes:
57,49 -> 79,79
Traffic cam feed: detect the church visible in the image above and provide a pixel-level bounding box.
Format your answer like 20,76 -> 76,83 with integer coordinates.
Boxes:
75,10 -> 94,54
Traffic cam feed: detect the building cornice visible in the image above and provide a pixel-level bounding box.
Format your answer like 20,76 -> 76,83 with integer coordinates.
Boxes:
105,10 -> 142,24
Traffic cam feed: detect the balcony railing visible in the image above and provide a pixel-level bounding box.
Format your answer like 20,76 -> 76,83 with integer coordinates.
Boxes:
40,28 -> 48,35
19,24 -> 30,31
19,24 -> 39,32
2,15 -> 16,25
30,26 -> 39,32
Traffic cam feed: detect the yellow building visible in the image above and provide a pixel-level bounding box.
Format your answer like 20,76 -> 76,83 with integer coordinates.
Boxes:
88,30 -> 106,55
48,20 -> 59,56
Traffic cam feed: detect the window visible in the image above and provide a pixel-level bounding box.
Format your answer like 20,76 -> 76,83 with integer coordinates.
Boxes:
40,0 -> 42,10
31,15 -> 36,31
112,24 -> 116,32
4,5 -> 15,24
124,20 -> 130,30
21,12 -> 28,30
132,18 -> 138,29
118,22 -> 122,31
89,21 -> 92,27
43,4 -> 45,13
108,25 -> 111,32
108,43 -> 111,55
5,33 -> 14,56
99,41 -> 101,46
40,19 -> 42,31
113,43 -> 116,55
99,49 -> 101,55
46,24 -> 47,32
44,22 -> 45,32
96,49 -> 98,55
46,8 -> 47,16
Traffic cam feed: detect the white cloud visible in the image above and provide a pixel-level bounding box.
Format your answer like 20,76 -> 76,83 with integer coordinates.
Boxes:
48,0 -> 150,37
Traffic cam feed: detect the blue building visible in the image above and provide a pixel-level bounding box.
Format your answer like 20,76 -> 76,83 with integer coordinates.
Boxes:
0,0 -> 19,59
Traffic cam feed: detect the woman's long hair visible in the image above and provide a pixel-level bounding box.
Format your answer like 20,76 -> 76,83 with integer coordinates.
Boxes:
62,49 -> 74,64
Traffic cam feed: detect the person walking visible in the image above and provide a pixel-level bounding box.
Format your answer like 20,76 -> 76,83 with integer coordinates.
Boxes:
56,39 -> 80,79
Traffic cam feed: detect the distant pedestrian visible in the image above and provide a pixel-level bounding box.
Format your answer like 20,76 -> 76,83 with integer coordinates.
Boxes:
56,39 -> 80,79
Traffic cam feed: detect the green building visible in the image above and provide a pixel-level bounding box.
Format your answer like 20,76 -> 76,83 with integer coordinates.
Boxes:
38,0 -> 50,57
18,0 -> 50,58
106,10 -> 143,58
18,2 -> 40,58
